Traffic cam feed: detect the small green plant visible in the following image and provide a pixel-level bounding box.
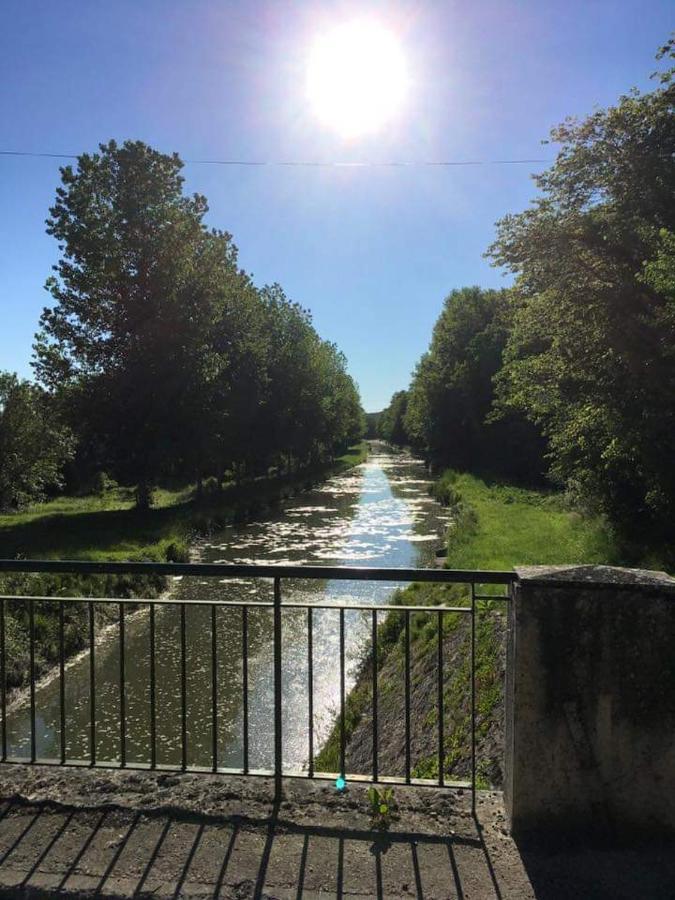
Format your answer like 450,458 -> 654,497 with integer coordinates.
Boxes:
367,786 -> 397,830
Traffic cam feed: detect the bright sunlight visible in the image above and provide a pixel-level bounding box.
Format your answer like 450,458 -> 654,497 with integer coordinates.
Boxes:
306,19 -> 409,139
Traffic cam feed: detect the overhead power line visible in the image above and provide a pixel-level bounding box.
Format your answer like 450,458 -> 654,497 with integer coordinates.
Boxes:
0,149 -> 550,168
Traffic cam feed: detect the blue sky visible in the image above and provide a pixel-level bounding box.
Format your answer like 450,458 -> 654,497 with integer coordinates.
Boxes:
1,1 -> 672,411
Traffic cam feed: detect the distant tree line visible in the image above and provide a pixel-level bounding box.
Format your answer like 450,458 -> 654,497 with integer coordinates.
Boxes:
378,288 -> 546,482
379,39 -> 675,546
1,140 -> 364,510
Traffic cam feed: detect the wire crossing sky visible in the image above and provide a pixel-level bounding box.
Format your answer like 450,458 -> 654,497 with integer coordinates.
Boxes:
0,0 -> 672,410
0,150 -> 550,166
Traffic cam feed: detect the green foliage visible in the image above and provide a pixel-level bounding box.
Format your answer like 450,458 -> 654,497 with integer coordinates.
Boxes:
367,786 -> 397,829
377,390 -> 409,445
90,471 -> 118,496
488,42 -> 675,544
0,372 -> 74,510
400,287 -> 546,482
34,140 -> 364,506
364,411 -> 381,439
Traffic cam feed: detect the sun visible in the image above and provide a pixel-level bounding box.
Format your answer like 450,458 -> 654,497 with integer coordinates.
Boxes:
306,20 -> 408,139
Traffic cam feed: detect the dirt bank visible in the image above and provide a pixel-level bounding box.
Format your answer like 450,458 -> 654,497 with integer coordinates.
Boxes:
316,592 -> 507,788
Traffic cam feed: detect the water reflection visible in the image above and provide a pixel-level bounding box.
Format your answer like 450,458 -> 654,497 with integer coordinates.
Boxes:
7,443 -> 450,771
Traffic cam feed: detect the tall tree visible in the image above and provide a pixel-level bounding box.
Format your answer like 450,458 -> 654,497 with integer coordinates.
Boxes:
35,140 -> 364,500
488,39 -> 675,539
34,140 -> 238,504
404,287 -> 545,479
378,390 -> 409,445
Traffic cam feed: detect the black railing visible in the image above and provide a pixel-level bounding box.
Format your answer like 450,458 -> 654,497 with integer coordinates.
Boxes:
0,560 -> 514,807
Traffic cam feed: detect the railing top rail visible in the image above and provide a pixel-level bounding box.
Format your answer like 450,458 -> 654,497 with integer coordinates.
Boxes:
0,593 -> 483,613
0,559 -> 516,583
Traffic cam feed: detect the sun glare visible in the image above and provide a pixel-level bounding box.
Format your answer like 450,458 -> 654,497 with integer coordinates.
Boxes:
306,20 -> 408,139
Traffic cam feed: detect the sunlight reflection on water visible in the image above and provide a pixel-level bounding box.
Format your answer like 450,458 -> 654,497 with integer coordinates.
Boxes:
8,443 -> 450,772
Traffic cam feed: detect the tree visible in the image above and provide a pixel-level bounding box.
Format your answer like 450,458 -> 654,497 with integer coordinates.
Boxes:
378,390 -> 409,445
35,140 -> 365,500
403,287 -> 545,479
0,373 -> 73,509
34,140 -> 239,505
488,39 -> 675,539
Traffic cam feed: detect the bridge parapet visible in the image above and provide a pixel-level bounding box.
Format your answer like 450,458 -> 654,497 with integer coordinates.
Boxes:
505,564 -> 675,839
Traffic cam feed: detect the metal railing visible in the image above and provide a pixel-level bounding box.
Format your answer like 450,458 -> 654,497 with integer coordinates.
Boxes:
0,560 -> 515,806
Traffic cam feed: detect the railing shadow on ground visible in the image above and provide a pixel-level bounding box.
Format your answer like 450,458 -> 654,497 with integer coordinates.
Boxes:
1,798 -> 674,898
0,799 -> 511,899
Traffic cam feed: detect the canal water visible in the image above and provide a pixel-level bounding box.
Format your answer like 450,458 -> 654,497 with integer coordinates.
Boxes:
7,443 -> 452,772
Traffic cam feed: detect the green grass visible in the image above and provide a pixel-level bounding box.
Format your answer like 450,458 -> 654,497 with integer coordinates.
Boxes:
436,470 -> 620,571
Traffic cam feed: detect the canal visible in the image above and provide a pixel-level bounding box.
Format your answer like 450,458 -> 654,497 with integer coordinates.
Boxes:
7,443 -> 452,772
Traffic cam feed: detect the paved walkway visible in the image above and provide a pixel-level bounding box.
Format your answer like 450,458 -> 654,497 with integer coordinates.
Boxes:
0,767 -> 672,898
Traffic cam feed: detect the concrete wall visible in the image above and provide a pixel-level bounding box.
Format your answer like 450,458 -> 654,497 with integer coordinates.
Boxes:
505,564 -> 675,839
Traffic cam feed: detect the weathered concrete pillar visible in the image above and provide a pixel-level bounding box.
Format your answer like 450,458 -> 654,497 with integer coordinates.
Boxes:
505,564 -> 675,839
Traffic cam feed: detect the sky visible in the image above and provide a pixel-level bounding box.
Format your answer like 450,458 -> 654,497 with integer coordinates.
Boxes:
1,1 -> 672,411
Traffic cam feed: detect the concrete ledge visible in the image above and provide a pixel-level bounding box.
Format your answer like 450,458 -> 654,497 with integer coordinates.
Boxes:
515,564 -> 675,593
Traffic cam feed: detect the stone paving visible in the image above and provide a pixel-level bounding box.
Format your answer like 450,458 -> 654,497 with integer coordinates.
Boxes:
0,767 -> 672,898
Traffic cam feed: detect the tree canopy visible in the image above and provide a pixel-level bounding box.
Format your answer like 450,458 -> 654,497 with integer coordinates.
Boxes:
0,373 -> 73,509
34,140 -> 364,504
377,390 -> 409,445
394,287 -> 545,480
488,39 -> 675,539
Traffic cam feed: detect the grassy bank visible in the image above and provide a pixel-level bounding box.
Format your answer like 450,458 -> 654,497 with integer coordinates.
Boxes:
0,442 -> 369,694
429,470 -> 619,571
315,468 -> 622,784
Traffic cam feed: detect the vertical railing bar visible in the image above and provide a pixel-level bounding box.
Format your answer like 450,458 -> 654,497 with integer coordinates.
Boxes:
149,603 -> 156,770
242,606 -> 249,774
180,603 -> 187,771
273,578 -> 283,799
404,609 -> 411,784
339,607 -> 346,780
59,601 -> 66,765
89,601 -> 96,766
119,603 -> 126,767
29,599 -> 36,763
437,609 -> 444,787
0,598 -> 6,762
471,583 -> 477,814
307,607 -> 314,778
211,605 -> 218,773
372,609 -> 378,783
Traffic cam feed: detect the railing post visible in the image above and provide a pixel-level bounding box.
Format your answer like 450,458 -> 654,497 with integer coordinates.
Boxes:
1,598 -> 6,762
273,577 -> 283,800
470,583 -> 476,814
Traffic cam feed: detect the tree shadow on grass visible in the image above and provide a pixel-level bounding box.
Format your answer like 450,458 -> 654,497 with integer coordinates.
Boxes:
0,502 -> 193,561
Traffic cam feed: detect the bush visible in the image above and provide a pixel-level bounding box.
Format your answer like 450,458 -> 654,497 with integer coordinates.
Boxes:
164,541 -> 190,563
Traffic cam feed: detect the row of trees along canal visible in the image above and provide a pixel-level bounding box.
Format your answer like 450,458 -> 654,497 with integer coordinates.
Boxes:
374,39 -> 675,557
328,43 -> 675,788
1,140 -> 364,514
